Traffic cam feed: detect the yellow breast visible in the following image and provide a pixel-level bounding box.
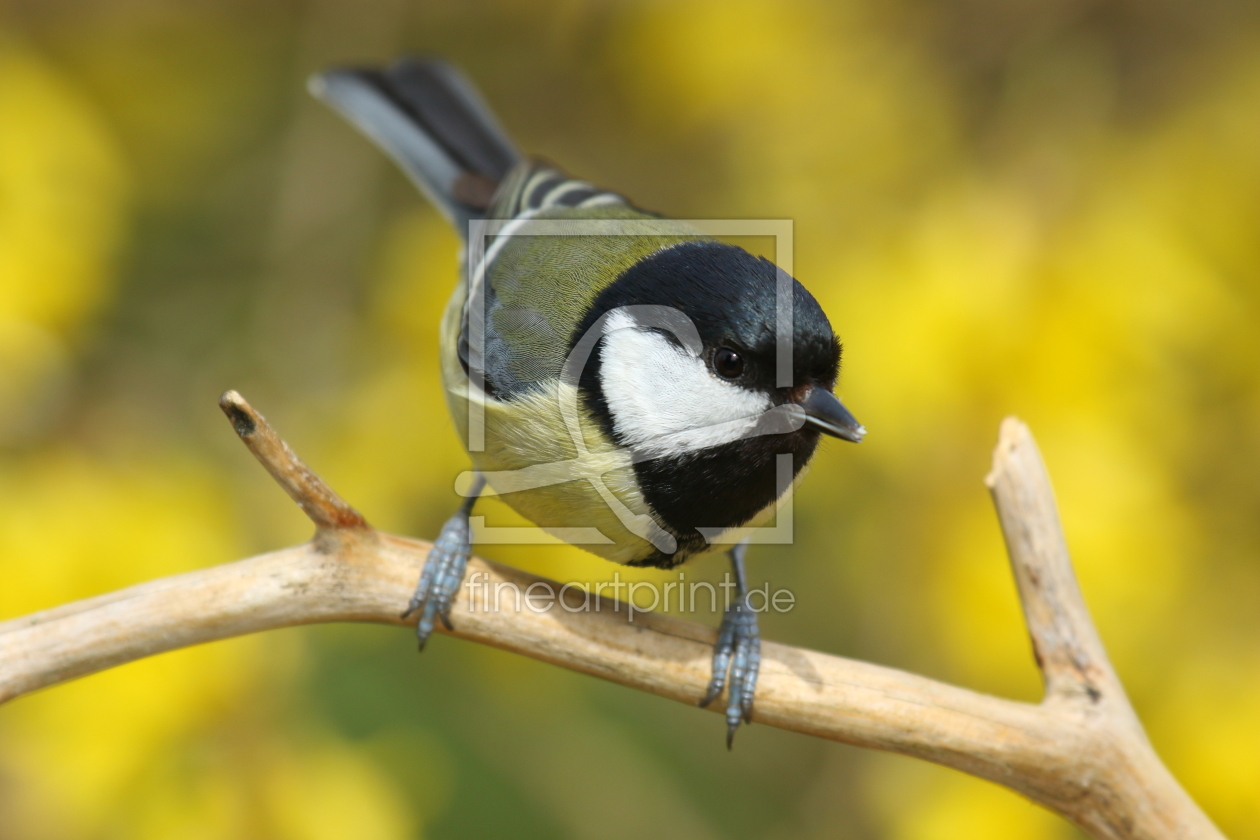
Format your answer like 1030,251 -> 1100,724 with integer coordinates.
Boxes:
439,281 -> 679,564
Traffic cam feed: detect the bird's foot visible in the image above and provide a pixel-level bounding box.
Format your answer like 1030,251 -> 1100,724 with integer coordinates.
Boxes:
401,510 -> 472,651
699,588 -> 761,748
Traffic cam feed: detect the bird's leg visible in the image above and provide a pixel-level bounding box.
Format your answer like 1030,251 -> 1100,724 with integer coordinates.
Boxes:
402,473 -> 486,651
699,539 -> 761,748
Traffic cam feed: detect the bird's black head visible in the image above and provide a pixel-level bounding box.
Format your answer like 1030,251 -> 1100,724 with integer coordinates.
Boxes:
572,240 -> 863,567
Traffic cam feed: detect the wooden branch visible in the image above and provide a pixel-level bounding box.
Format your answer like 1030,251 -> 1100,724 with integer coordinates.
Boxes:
984,419 -> 1218,837
219,390 -> 368,532
0,397 -> 1223,840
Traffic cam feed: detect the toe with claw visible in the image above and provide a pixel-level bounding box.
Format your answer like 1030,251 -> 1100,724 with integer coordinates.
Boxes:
699,541 -> 762,748
402,474 -> 484,651
401,512 -> 473,649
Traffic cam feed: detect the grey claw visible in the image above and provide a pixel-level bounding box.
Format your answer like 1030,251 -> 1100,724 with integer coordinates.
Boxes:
408,512 -> 472,650
741,656 -> 759,724
700,618 -> 737,708
703,590 -> 762,746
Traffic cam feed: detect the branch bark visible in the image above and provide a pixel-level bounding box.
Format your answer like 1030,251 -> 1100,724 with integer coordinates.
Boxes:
0,395 -> 1223,840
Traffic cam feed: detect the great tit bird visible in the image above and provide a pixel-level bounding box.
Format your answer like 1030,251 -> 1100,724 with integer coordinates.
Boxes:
311,58 -> 864,745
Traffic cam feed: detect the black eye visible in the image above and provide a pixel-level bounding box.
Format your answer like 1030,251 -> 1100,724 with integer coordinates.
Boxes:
713,347 -> 745,379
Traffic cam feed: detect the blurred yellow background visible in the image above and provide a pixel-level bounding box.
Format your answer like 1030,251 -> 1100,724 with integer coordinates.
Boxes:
1,0 -> 1258,837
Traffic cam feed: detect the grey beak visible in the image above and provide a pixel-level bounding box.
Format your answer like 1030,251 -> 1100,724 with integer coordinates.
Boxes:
797,387 -> 865,442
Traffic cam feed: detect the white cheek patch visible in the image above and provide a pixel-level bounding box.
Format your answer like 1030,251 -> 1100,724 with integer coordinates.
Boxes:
598,310 -> 772,458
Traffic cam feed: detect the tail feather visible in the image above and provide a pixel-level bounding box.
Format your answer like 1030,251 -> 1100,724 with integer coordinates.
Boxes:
310,58 -> 520,232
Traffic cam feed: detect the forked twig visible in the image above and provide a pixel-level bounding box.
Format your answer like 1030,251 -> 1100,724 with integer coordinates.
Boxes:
0,395 -> 1223,840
